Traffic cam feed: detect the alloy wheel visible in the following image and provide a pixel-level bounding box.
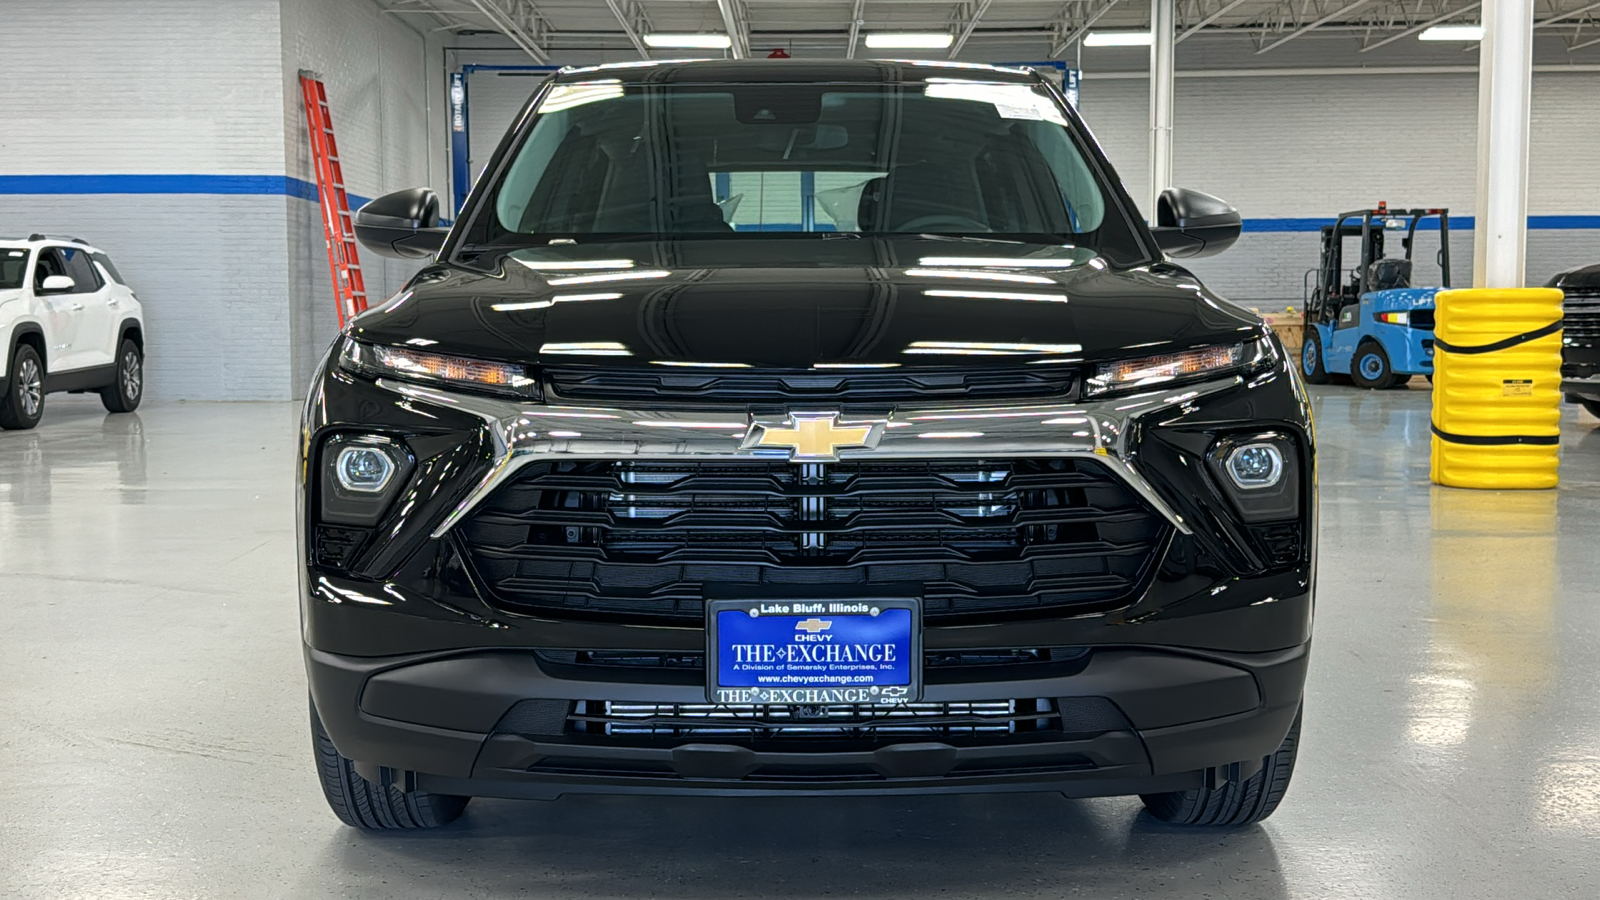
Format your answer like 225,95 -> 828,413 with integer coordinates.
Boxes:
19,358 -> 42,417
121,350 -> 142,401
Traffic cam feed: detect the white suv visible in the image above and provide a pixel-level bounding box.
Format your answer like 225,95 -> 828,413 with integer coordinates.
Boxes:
0,235 -> 145,429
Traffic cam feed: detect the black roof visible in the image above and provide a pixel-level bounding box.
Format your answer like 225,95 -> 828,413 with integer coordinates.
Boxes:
552,58 -> 1042,85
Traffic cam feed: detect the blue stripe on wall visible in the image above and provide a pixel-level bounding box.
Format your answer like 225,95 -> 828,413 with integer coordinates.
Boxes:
0,176 -> 1595,233
0,174 -> 368,208
1243,214 -> 1600,232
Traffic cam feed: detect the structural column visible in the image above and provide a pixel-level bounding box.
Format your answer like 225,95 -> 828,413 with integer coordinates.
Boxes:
1473,0 -> 1535,288
1148,0 -> 1175,221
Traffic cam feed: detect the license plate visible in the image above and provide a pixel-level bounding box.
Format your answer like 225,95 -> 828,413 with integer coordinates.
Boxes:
705,599 -> 922,706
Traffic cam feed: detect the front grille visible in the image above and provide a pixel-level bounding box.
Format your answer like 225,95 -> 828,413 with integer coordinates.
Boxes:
492,694 -> 1132,742
533,647 -> 1090,672
544,367 -> 1075,405
580,699 -> 1050,738
1565,295 -> 1600,342
458,458 -> 1167,622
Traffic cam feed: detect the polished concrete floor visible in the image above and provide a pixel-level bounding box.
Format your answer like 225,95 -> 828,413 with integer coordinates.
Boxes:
2,387 -> 1599,899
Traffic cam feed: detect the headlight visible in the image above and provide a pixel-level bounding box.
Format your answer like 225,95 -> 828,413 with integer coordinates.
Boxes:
339,337 -> 539,399
1375,311 -> 1409,325
1084,340 -> 1264,397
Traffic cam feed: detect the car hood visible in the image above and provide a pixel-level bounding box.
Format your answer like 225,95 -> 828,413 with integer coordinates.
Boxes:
349,241 -> 1261,370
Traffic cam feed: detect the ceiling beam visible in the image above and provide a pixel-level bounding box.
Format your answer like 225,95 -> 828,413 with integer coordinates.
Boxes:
847,0 -> 865,58
1256,0 -> 1378,54
950,0 -> 995,57
718,0 -> 751,58
603,0 -> 652,59
465,0 -> 550,63
1538,0 -> 1600,26
1051,0 -> 1122,57
1360,2 -> 1480,52
1177,0 -> 1249,43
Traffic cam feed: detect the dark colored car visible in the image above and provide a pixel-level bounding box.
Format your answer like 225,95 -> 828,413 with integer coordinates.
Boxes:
1552,264 -> 1600,419
302,60 -> 1314,830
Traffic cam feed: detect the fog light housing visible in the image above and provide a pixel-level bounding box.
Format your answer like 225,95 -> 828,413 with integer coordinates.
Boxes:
1225,443 -> 1284,490
336,446 -> 396,493
320,435 -> 412,528
1206,433 -> 1299,525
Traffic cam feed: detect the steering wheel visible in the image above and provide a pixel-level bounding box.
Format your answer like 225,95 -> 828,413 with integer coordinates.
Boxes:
894,214 -> 991,233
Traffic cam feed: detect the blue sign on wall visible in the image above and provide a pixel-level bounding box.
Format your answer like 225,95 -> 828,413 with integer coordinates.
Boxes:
449,72 -> 469,214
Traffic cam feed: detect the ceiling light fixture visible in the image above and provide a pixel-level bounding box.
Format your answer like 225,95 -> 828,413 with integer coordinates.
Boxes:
643,33 -> 733,49
1418,24 -> 1484,41
863,32 -> 954,49
1083,31 -> 1154,47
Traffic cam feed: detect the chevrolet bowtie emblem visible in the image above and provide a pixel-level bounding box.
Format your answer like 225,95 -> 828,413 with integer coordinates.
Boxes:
795,618 -> 832,634
744,413 -> 884,461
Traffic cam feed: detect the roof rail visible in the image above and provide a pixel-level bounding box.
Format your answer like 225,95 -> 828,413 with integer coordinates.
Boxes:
27,233 -> 90,245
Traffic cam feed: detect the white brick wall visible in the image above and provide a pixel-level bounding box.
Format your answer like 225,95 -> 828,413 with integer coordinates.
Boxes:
0,0 -> 294,400
0,0 -> 287,176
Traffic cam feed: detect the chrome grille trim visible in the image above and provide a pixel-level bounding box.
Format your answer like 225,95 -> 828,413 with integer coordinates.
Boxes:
369,375 -> 1248,540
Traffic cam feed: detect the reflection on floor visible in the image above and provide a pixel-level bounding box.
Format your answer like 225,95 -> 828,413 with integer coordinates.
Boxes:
2,388 -> 1599,899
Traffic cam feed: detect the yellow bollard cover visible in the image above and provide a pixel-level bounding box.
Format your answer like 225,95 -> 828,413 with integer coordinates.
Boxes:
1430,287 -> 1563,489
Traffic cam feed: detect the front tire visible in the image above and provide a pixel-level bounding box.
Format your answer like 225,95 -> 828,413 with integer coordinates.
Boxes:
1140,705 -> 1301,827
0,344 -> 46,430
100,339 -> 144,413
310,700 -> 470,829
1300,329 -> 1329,384
1350,342 -> 1397,390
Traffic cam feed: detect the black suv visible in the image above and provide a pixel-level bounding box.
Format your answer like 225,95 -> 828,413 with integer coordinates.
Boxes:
1551,264 -> 1600,419
303,60 -> 1314,829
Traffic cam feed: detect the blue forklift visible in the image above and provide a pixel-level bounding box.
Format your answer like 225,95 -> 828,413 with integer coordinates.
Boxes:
1300,204 -> 1450,388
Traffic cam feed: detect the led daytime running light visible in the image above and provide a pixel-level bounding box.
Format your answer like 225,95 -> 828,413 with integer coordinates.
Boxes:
341,338 -> 537,397
1086,343 -> 1247,396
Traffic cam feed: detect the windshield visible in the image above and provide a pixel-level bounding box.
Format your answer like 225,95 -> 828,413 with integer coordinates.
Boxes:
472,80 -> 1144,262
0,248 -> 29,290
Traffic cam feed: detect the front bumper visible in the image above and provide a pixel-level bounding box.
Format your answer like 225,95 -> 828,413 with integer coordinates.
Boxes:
307,638 -> 1308,798
299,337 -> 1316,798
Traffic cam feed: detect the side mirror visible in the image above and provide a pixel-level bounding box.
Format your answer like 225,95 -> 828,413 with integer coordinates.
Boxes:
354,188 -> 449,259
1150,187 -> 1242,259
40,275 -> 75,293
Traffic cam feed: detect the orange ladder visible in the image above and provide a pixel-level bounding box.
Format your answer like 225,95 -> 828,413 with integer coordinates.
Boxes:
299,72 -> 368,327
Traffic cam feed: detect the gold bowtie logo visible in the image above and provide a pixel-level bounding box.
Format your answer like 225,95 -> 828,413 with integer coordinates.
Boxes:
795,618 -> 832,634
746,413 -> 883,461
